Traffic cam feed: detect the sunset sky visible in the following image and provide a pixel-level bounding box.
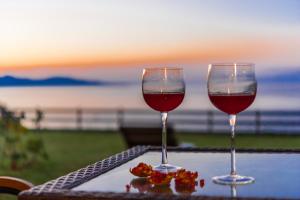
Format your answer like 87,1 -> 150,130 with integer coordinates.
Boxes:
0,0 -> 299,79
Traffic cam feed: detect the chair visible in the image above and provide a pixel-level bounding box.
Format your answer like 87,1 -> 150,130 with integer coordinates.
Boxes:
0,176 -> 33,195
120,124 -> 178,148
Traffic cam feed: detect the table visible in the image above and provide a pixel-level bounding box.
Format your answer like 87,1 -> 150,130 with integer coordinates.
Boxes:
19,146 -> 300,200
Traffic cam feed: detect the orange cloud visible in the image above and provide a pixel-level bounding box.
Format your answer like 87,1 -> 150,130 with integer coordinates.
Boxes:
0,37 -> 290,70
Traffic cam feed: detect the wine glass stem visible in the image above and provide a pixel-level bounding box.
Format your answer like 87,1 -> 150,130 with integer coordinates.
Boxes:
161,112 -> 168,165
229,114 -> 237,176
231,185 -> 237,198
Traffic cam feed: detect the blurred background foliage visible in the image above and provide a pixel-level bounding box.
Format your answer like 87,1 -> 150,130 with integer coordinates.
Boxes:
0,107 -> 48,171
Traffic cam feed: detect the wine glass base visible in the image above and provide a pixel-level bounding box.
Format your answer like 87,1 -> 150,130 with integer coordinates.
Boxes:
153,164 -> 181,173
212,174 -> 254,185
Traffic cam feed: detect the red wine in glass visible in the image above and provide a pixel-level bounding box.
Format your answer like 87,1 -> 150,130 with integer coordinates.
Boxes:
208,63 -> 257,185
143,92 -> 184,112
142,67 -> 185,173
209,93 -> 256,115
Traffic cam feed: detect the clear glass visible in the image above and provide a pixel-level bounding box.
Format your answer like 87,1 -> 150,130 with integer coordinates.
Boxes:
142,67 -> 185,173
207,63 -> 257,185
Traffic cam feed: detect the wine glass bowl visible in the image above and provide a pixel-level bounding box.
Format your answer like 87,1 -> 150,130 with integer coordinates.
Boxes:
142,67 -> 185,173
208,63 -> 257,115
143,68 -> 185,112
208,63 -> 257,185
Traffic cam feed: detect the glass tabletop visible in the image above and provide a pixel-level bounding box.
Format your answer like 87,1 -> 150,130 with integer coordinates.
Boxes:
73,151 -> 300,199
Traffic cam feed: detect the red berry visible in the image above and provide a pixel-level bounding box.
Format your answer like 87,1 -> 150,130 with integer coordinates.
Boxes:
199,179 -> 205,188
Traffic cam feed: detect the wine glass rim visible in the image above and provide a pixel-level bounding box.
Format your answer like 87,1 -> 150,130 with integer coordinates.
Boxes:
210,62 -> 255,67
143,67 -> 183,70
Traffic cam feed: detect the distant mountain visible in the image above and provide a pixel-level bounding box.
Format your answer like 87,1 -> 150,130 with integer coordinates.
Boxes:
259,70 -> 300,84
0,76 -> 126,87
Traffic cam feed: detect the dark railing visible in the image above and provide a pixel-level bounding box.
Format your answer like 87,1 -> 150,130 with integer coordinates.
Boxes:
11,108 -> 300,134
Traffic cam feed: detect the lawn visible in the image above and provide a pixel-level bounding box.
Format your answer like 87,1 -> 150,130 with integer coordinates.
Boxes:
0,131 -> 126,185
178,133 -> 300,149
0,131 -> 299,199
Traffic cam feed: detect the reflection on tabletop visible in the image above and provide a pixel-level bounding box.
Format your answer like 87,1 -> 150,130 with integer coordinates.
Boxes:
127,176 -> 205,195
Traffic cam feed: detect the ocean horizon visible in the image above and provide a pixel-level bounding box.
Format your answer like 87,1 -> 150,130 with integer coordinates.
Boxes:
0,82 -> 299,111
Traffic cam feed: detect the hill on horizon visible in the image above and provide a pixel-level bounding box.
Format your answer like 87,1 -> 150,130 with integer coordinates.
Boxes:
0,69 -> 299,87
0,75 -> 127,87
258,70 -> 300,84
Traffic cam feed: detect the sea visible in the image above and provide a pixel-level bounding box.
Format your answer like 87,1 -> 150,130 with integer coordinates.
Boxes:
0,83 -> 299,110
1,83 -> 299,132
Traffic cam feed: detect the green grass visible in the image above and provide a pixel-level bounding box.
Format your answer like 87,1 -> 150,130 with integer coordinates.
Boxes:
0,131 -> 126,185
0,131 -> 126,200
177,133 -> 300,149
0,131 -> 299,200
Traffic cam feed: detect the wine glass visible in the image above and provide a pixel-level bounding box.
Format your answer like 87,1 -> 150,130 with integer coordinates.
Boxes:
142,67 -> 185,173
207,63 -> 257,185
